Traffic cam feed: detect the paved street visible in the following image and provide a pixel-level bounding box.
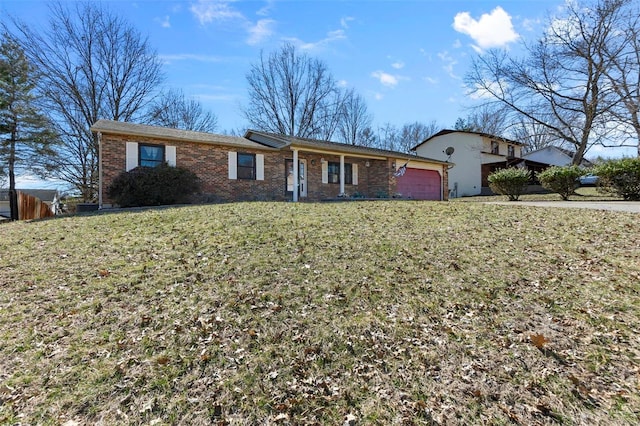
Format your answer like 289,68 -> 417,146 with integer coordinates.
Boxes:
488,201 -> 640,213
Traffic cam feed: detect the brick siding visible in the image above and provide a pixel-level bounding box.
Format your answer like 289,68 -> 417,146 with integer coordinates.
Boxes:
101,133 -> 446,205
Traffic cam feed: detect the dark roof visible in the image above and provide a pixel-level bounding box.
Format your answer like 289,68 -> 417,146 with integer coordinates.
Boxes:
90,120 -> 450,166
91,120 -> 274,150
245,130 -> 450,165
412,129 -> 525,151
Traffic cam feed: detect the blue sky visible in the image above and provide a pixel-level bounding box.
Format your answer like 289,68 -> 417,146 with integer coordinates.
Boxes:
1,0 -> 635,188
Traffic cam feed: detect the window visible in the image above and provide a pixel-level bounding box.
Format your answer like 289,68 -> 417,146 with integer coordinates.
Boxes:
507,145 -> 515,157
237,153 -> 256,179
328,162 -> 352,184
139,144 -> 165,167
491,141 -> 499,155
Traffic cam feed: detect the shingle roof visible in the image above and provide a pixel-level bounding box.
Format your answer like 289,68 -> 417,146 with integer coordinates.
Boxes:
91,120 -> 274,150
90,121 -> 449,165
245,130 -> 450,165
412,129 -> 525,151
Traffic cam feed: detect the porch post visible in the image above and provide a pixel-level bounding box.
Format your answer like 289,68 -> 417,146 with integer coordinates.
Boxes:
293,149 -> 299,202
339,155 -> 345,196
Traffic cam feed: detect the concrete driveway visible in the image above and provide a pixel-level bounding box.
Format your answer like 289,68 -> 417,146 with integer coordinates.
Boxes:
488,201 -> 640,213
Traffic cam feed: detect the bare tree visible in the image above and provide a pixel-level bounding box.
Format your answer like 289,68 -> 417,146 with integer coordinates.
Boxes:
376,123 -> 400,151
146,88 -> 218,133
8,2 -> 164,200
337,88 -> 373,145
398,121 -> 440,153
509,115 -> 562,153
244,43 -> 341,139
600,1 -> 640,155
466,0 -> 625,165
460,104 -> 510,136
0,33 -> 57,220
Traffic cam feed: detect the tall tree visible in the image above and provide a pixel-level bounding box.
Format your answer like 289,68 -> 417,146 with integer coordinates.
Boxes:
466,0 -> 625,165
337,88 -> 373,145
600,1 -> 640,155
0,33 -> 57,220
146,88 -> 218,133
8,1 -> 164,200
377,123 -> 400,151
398,121 -> 440,153
509,115 -> 562,153
244,43 -> 341,139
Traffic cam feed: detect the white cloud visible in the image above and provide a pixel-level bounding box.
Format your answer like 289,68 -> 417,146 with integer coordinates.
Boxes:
371,71 -> 399,88
437,51 -> 459,79
256,0 -> 275,16
424,76 -> 438,85
373,92 -> 384,101
391,61 -> 405,70
452,39 -> 462,49
285,29 -> 347,51
341,16 -> 355,29
453,6 -> 519,51
190,0 -> 244,25
189,0 -> 276,45
465,79 -> 506,100
521,18 -> 540,32
247,19 -> 275,45
156,15 -> 171,28
159,53 -> 227,64
337,79 -> 348,87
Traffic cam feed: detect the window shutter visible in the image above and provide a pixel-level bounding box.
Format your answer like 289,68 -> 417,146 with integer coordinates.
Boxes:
321,161 -> 328,184
256,154 -> 264,180
126,142 -> 138,171
352,164 -> 358,185
228,151 -> 237,179
166,146 -> 176,166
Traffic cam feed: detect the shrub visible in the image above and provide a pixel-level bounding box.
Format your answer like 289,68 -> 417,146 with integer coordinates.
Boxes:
488,167 -> 530,201
107,163 -> 201,207
537,165 -> 583,200
592,157 -> 640,201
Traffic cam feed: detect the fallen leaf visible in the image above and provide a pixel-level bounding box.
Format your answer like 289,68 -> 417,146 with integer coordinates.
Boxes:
530,333 -> 549,349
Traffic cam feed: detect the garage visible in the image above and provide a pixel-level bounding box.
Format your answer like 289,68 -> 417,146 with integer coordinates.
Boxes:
395,168 -> 441,200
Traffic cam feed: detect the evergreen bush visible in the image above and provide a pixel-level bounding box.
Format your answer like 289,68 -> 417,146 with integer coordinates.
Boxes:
107,163 -> 201,207
537,165 -> 583,200
488,168 -> 530,201
592,158 -> 640,201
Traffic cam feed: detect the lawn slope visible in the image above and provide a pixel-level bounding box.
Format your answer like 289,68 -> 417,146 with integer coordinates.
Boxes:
1,202 -> 639,425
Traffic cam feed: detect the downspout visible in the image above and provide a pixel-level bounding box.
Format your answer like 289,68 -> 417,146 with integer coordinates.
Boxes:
98,132 -> 103,209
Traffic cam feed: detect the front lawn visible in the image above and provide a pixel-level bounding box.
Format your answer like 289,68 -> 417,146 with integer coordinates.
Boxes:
0,201 -> 638,424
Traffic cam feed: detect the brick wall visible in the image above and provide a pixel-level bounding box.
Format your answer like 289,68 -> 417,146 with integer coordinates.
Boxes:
101,133 -> 445,204
101,134 -> 288,205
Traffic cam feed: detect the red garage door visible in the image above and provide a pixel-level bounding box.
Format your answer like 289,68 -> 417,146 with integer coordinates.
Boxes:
396,168 -> 441,200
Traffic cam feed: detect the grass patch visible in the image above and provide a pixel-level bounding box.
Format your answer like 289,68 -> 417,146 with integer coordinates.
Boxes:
0,201 -> 639,424
455,186 -> 623,202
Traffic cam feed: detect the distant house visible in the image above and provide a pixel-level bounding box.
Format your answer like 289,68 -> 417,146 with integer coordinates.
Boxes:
91,120 -> 451,207
523,146 -> 593,168
412,129 -> 542,198
0,189 -> 60,220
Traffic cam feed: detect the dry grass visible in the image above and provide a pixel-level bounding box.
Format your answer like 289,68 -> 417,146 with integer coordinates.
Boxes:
0,201 -> 639,425
453,186 -> 622,203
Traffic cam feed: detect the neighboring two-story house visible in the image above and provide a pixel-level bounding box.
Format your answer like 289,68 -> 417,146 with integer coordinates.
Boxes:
412,129 -> 529,198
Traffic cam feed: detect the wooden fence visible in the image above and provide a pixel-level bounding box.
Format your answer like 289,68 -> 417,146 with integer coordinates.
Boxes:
18,191 -> 55,220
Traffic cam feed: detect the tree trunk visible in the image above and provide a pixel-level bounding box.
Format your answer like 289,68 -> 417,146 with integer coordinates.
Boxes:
8,129 -> 18,221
